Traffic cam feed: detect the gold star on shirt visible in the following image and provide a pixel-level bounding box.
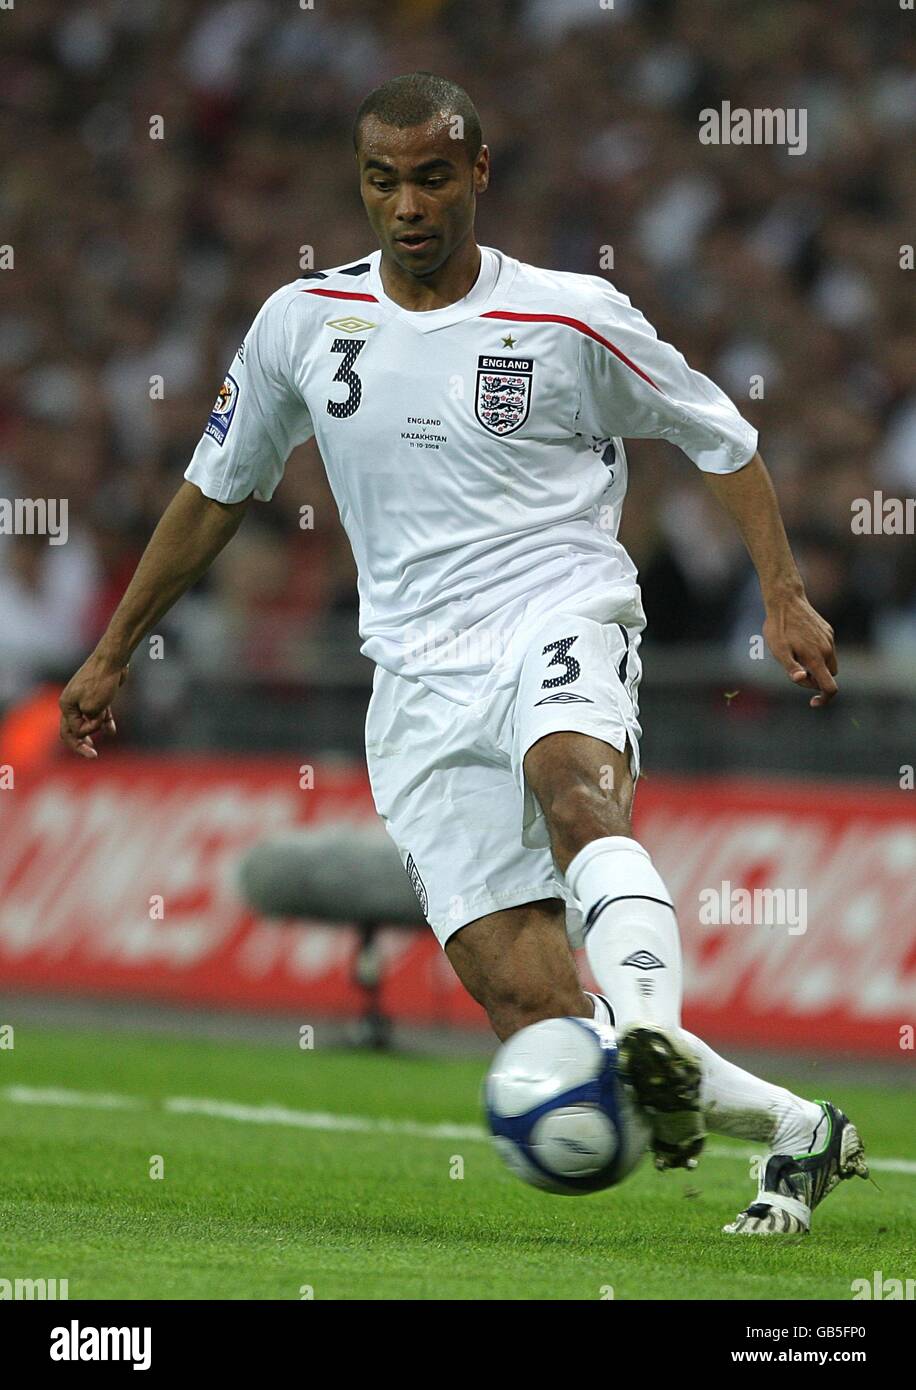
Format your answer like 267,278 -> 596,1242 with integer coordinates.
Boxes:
502,334 -> 517,348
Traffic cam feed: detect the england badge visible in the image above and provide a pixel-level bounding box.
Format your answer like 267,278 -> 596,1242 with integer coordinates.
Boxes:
475,355 -> 534,436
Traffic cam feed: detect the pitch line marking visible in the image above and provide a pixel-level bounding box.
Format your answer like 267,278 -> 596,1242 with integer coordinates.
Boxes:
3,1085 -> 914,1176
4,1084 -> 143,1110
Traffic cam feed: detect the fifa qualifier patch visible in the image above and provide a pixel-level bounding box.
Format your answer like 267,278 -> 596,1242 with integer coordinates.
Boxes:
205,372 -> 239,446
475,355 -> 533,435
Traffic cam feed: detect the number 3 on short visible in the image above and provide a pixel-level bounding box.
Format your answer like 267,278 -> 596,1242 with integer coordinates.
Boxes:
541,635 -> 580,689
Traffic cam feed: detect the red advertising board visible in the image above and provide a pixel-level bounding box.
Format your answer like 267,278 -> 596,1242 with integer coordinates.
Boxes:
0,756 -> 913,1053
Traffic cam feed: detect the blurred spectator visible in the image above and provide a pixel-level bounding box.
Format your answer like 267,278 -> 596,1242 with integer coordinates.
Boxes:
0,530 -> 99,702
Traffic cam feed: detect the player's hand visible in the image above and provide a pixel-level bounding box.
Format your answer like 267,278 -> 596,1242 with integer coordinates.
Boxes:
764,595 -> 838,708
59,654 -> 130,759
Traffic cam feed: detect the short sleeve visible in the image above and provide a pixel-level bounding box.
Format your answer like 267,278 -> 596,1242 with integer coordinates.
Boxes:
185,285 -> 314,503
575,279 -> 757,474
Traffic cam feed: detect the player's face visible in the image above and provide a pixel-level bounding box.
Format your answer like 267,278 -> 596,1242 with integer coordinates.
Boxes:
357,116 -> 489,276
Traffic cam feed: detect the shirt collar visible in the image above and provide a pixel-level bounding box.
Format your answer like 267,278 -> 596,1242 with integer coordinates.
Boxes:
366,246 -> 508,332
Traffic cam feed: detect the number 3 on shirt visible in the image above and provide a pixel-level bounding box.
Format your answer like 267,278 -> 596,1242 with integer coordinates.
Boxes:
327,338 -> 366,419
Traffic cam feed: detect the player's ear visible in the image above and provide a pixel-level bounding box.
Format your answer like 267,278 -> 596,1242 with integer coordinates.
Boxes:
474,145 -> 490,193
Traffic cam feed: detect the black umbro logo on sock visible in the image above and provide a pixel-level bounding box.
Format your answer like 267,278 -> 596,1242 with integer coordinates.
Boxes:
621,950 -> 665,970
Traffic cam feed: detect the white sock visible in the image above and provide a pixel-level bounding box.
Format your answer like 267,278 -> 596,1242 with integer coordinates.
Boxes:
584,990 -> 613,1029
566,836 -> 682,1031
681,1028 -> 825,1156
567,837 -> 823,1166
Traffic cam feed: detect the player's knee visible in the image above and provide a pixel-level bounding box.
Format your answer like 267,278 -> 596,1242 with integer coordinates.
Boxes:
542,780 -> 631,855
484,975 -> 585,1041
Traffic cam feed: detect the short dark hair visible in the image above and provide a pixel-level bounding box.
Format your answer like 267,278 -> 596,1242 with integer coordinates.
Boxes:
353,72 -> 482,163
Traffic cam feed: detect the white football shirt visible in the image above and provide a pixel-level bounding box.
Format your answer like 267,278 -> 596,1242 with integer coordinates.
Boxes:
185,247 -> 757,703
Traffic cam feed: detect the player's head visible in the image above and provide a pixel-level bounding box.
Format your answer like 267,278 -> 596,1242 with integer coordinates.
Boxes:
353,72 -> 489,277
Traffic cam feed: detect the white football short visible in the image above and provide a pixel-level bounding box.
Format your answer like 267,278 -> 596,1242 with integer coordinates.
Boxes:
365,607 -> 643,948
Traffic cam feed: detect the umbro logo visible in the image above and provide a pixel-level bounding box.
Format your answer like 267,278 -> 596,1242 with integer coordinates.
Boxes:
621,950 -> 665,971
325,316 -> 376,334
534,691 -> 594,706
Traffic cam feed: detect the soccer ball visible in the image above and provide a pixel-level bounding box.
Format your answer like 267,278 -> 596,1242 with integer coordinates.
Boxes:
485,1016 -> 649,1195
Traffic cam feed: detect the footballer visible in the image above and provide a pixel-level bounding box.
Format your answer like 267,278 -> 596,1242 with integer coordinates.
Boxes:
60,73 -> 868,1235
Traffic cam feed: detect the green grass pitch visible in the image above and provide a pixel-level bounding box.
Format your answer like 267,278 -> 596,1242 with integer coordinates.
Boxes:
0,1026 -> 912,1300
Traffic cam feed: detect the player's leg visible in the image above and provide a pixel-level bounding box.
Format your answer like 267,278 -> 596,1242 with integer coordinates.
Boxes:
524,731 -> 685,1032
365,663 -> 611,1044
514,614 -> 704,1167
680,1027 -> 823,1148
524,729 -> 705,1168
516,615 -> 683,1035
523,726 -> 867,1224
444,897 -> 609,1042
683,1027 -> 869,1234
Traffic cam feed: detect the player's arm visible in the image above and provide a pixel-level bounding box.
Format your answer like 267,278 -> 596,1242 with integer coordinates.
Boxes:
577,279 -> 837,707
701,452 -> 838,707
60,283 -> 314,759
59,482 -> 252,758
